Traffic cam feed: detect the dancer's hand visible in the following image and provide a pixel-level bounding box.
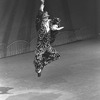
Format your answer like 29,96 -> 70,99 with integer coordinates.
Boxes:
40,0 -> 45,11
57,26 -> 64,30
41,0 -> 45,4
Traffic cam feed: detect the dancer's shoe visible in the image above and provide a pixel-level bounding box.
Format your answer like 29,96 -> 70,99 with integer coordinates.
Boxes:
37,68 -> 42,77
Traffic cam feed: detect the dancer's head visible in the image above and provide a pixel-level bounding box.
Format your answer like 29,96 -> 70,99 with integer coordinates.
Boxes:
42,11 -> 50,21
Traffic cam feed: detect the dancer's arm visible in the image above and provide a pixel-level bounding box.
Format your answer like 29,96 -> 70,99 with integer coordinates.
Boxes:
41,0 -> 45,4
40,0 -> 45,12
51,25 -> 64,31
36,0 -> 45,31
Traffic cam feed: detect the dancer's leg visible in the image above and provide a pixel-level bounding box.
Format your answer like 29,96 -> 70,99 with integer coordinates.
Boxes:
42,46 -> 60,65
34,47 -> 45,76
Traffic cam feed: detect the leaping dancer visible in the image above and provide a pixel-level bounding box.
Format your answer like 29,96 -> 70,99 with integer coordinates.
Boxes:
34,0 -> 64,77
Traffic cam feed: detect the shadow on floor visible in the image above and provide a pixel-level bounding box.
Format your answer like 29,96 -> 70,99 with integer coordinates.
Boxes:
0,87 -> 14,94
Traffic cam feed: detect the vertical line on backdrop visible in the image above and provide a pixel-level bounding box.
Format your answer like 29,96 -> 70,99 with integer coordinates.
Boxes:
17,0 -> 29,41
0,0 -> 12,24
17,0 -> 36,43
61,0 -> 76,40
26,0 -> 37,43
61,0 -> 73,30
2,0 -> 20,57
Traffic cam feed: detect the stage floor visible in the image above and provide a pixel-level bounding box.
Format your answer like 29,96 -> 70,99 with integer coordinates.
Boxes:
0,38 -> 100,100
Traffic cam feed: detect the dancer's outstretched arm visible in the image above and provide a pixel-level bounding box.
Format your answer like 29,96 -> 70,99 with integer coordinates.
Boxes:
36,0 -> 45,31
40,0 -> 45,12
51,25 -> 64,31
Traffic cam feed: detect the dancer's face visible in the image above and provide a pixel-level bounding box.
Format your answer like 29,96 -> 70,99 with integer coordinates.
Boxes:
43,11 -> 49,21
43,17 -> 49,21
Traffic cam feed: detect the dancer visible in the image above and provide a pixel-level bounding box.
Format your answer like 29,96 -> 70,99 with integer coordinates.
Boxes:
34,0 -> 64,77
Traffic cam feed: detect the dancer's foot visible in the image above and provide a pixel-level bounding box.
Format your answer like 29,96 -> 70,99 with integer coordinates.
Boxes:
36,68 -> 42,77
38,72 -> 41,77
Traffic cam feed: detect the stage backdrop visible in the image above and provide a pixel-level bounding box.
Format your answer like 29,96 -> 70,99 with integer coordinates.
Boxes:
0,0 -> 97,58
